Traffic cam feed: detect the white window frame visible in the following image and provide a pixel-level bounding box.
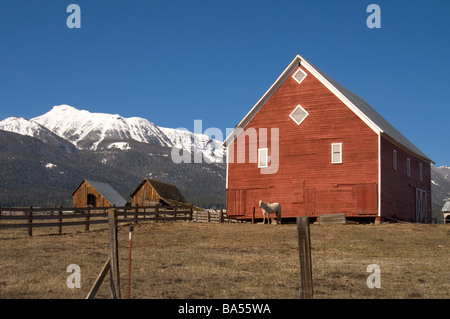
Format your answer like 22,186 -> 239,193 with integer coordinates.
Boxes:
292,68 -> 307,85
289,104 -> 309,126
258,148 -> 268,168
393,149 -> 397,170
331,143 -> 342,164
407,157 -> 411,177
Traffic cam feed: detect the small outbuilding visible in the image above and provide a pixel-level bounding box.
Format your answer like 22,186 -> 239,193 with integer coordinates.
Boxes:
130,178 -> 188,207
72,180 -> 128,208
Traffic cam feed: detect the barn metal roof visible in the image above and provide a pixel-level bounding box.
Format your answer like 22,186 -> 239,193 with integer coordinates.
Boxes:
309,59 -> 432,162
224,54 -> 432,163
84,180 -> 127,207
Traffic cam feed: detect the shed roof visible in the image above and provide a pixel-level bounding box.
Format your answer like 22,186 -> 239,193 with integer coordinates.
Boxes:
73,180 -> 127,207
224,54 -> 432,163
442,201 -> 450,212
131,178 -> 188,206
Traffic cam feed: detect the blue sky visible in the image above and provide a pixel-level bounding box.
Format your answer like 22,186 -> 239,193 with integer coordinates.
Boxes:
0,0 -> 449,166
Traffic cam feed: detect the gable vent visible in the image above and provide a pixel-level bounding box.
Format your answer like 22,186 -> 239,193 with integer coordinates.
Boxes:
289,104 -> 309,125
292,68 -> 307,85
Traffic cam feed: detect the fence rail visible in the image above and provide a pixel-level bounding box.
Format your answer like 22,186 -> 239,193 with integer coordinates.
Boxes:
0,205 -> 198,236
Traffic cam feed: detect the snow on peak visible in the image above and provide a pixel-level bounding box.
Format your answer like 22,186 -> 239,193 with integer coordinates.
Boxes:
6,104 -> 226,162
31,105 -> 172,150
50,104 -> 78,112
159,126 -> 224,163
0,116 -> 47,138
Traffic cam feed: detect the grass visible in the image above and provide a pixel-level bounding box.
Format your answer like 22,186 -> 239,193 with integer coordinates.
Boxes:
0,221 -> 448,299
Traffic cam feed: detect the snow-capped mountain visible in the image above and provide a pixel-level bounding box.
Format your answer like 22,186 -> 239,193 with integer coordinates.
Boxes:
159,126 -> 224,163
0,105 -> 226,208
0,116 -> 77,152
31,105 -> 171,150
30,105 -> 224,163
0,116 -> 46,137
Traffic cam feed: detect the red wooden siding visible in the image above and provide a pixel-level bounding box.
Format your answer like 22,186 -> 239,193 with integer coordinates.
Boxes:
226,65 -> 379,220
380,136 -> 431,222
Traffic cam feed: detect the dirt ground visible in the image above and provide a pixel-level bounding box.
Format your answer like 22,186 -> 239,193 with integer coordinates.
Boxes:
0,221 -> 448,299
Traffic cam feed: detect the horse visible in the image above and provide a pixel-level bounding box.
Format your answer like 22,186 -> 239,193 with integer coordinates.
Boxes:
258,200 -> 282,224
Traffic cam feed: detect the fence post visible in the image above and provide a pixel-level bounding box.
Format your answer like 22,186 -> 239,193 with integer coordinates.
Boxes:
108,208 -> 121,299
85,208 -> 90,232
219,208 -> 223,223
297,216 -> 313,299
134,204 -> 138,222
27,206 -> 33,237
252,207 -> 255,224
189,205 -> 194,221
58,206 -> 63,234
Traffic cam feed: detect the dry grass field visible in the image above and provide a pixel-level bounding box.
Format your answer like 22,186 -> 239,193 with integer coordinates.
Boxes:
0,220 -> 448,299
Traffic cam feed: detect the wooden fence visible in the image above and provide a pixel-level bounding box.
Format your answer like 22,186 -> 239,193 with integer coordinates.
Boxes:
192,209 -> 227,223
0,205 -> 195,236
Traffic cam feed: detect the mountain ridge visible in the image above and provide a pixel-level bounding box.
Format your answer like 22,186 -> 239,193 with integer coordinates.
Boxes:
0,105 -> 226,208
28,104 -> 224,163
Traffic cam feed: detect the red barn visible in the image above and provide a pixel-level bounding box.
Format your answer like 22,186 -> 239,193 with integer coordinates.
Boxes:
224,54 -> 433,223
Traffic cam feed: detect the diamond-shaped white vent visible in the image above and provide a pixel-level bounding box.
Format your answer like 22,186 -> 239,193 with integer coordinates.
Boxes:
292,68 -> 307,85
289,104 -> 309,125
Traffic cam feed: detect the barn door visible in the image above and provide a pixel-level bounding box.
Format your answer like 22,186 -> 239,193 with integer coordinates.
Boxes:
355,183 -> 378,214
227,189 -> 246,216
415,188 -> 427,223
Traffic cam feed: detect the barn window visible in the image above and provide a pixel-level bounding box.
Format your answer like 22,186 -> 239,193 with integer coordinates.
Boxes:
289,104 -> 309,125
87,193 -> 96,207
393,150 -> 397,170
407,157 -> 411,177
419,163 -> 423,181
292,68 -> 307,85
258,148 -> 268,168
331,143 -> 342,164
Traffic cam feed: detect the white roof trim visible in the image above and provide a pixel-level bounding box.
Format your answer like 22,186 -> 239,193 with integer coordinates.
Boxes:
299,56 -> 381,135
